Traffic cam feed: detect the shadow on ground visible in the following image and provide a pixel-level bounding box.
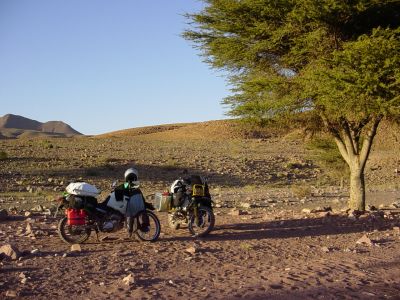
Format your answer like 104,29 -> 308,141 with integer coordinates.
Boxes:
37,162 -> 254,188
163,215 -> 399,242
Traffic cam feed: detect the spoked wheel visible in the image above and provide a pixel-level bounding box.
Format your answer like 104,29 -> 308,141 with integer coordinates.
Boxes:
58,217 -> 91,244
168,213 -> 181,230
136,210 -> 161,242
188,206 -> 215,237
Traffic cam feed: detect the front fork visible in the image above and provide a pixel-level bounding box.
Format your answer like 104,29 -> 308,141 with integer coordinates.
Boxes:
193,205 -> 200,226
126,216 -> 137,237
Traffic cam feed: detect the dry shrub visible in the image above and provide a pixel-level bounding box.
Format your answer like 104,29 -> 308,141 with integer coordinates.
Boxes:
291,185 -> 312,198
0,151 -> 8,160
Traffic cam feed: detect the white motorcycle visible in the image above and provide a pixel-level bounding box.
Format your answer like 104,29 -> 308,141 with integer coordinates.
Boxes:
55,182 -> 161,244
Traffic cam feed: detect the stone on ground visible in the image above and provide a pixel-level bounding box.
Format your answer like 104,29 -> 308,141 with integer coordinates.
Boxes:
0,244 -> 20,260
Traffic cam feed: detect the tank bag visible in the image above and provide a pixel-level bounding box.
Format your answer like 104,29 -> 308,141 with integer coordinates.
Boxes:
126,193 -> 145,217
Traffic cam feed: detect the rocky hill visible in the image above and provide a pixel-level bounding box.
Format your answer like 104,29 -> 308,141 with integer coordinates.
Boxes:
0,114 -> 82,138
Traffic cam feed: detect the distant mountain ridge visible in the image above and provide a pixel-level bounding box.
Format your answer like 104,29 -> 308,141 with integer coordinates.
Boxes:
0,114 -> 82,138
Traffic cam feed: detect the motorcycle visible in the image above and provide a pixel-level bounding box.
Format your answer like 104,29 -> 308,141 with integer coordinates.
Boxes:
165,173 -> 215,237
55,182 -> 161,244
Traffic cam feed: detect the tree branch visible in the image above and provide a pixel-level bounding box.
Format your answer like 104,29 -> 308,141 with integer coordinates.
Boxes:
359,115 -> 383,171
351,116 -> 371,154
333,136 -> 351,166
321,114 -> 350,165
340,118 -> 357,157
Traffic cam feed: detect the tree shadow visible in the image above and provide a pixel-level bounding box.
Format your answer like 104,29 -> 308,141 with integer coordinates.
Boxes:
2,155 -> 319,192
0,266 -> 39,273
37,161 -> 251,188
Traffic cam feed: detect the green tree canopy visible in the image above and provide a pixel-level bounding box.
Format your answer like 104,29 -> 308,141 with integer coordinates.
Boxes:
183,0 -> 400,210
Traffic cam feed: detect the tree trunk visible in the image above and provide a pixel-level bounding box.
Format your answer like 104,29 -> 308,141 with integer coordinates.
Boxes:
348,165 -> 365,211
325,115 -> 382,212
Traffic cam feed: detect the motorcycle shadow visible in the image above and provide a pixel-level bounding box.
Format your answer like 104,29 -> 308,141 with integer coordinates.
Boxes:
34,250 -> 102,257
83,235 -> 142,245
161,214 -> 394,242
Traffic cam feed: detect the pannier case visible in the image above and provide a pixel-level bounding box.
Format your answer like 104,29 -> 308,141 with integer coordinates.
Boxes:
66,208 -> 87,226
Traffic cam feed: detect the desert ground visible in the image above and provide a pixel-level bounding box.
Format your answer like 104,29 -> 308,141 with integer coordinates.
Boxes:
1,120 -> 400,299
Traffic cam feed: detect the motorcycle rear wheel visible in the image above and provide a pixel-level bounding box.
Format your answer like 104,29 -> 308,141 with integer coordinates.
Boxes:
136,210 -> 161,242
58,217 -> 91,244
188,206 -> 215,237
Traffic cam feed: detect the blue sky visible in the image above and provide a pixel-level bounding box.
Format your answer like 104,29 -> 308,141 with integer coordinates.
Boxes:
0,0 -> 230,135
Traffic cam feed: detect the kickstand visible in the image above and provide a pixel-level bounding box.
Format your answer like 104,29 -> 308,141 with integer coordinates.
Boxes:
95,229 -> 100,242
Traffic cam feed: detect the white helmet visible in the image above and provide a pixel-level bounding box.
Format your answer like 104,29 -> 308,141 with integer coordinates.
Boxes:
124,168 -> 139,184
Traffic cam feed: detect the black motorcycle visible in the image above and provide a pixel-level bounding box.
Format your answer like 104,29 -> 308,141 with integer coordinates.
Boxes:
55,184 -> 161,244
167,174 -> 215,237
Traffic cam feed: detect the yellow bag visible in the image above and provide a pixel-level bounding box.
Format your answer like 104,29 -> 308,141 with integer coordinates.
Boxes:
192,184 -> 205,197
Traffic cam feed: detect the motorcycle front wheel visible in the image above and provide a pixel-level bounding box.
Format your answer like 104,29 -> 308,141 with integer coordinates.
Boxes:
58,217 -> 91,244
136,210 -> 161,242
188,206 -> 215,237
167,213 -> 181,230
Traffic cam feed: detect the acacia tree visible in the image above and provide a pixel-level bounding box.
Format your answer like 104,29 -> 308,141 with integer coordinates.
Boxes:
183,0 -> 400,210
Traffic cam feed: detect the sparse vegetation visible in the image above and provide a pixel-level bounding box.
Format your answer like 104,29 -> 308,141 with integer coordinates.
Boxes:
97,157 -> 117,171
42,140 -> 54,149
239,243 -> 253,251
0,150 -> 8,160
291,185 -> 313,199
243,185 -> 257,192
306,137 -> 348,182
0,120 -> 398,194
165,158 -> 179,169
